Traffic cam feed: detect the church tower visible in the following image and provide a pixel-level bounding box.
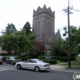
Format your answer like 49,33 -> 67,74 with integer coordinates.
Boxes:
32,5 -> 55,55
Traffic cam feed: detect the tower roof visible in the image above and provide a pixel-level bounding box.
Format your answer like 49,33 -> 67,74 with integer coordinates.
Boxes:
33,5 -> 55,17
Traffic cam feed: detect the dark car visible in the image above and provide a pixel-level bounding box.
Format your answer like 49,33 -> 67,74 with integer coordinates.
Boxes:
2,56 -> 6,62
0,55 -> 6,62
6,56 -> 21,65
0,56 -> 3,64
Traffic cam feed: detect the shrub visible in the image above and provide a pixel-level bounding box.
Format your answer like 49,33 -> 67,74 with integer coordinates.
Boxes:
51,56 -> 54,59
38,55 -> 55,59
21,56 -> 32,60
54,56 -> 76,62
41,59 -> 57,64
38,56 -> 45,59
38,55 -> 57,64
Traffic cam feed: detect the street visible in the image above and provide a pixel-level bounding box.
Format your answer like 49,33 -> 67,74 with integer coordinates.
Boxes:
0,62 -> 74,80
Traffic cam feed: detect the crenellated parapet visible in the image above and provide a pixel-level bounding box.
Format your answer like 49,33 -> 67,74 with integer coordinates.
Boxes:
33,5 -> 55,17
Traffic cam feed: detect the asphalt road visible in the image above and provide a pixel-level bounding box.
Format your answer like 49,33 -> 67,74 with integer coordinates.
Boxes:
0,62 -> 74,80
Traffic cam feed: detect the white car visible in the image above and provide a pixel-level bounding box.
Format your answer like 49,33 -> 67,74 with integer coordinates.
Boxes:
15,59 -> 51,72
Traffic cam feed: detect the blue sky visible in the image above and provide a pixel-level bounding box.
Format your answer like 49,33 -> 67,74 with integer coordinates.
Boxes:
0,0 -> 80,36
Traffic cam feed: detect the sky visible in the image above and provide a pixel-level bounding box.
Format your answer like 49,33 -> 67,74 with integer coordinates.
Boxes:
0,0 -> 80,36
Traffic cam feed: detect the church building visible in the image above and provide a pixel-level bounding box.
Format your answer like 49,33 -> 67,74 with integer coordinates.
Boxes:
32,5 -> 61,55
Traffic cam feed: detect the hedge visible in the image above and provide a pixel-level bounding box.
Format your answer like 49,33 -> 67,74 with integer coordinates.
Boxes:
38,56 -> 45,59
21,56 -> 32,60
41,59 -> 57,64
38,55 -> 54,59
38,56 -> 57,64
54,56 -> 76,62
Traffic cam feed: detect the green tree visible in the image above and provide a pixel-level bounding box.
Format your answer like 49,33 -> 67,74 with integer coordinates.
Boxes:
0,22 -> 44,57
53,26 -> 80,59
14,30 -> 35,56
5,23 -> 17,35
23,22 -> 32,35
1,23 -> 17,54
1,23 -> 35,56
63,26 -> 80,56
53,38 -> 67,56
0,36 -> 3,46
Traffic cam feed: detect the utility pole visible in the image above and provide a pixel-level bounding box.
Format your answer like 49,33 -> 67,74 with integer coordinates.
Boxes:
63,0 -> 80,68
63,0 -> 72,68
67,0 -> 71,68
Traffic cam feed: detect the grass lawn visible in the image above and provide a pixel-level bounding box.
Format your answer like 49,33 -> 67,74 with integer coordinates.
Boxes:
76,56 -> 80,61
59,56 -> 80,70
5,55 -> 20,59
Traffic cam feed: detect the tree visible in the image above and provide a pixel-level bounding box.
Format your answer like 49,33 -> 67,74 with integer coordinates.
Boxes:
23,22 -> 32,35
0,23 -> 17,54
33,42 -> 45,56
5,23 -> 17,35
0,36 -> 3,46
53,25 -> 80,59
1,28 -> 35,56
63,26 -> 80,56
53,38 -> 67,56
0,22 -> 36,56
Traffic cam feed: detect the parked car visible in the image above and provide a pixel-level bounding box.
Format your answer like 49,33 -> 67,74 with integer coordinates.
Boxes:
0,55 -> 6,62
2,56 -> 6,62
0,56 -> 3,64
6,56 -> 21,65
15,59 -> 51,72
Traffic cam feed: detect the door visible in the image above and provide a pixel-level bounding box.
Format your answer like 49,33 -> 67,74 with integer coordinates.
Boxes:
22,59 -> 31,69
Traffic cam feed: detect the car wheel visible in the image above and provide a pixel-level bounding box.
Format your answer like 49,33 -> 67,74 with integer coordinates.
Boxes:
34,66 -> 40,72
0,63 -> 2,64
17,64 -> 21,69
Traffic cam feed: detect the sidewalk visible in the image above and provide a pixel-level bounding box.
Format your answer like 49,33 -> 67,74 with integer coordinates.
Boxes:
50,64 -> 80,72
50,64 -> 66,70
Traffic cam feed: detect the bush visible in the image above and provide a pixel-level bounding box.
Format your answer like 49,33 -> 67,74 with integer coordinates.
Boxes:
0,53 -> 10,56
21,56 -> 32,60
51,56 -> 55,59
54,56 -> 76,62
38,56 -> 45,59
41,59 -> 57,64
38,55 -> 55,59
38,55 -> 57,64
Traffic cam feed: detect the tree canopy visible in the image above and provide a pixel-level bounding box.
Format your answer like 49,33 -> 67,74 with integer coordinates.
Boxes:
0,22 -> 36,56
53,26 -> 80,57
5,23 -> 17,34
23,22 -> 32,35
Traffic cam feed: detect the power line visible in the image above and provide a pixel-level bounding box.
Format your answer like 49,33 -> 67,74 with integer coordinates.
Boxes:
55,13 -> 67,18
55,18 -> 67,23
70,7 -> 80,12
55,10 -> 64,15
